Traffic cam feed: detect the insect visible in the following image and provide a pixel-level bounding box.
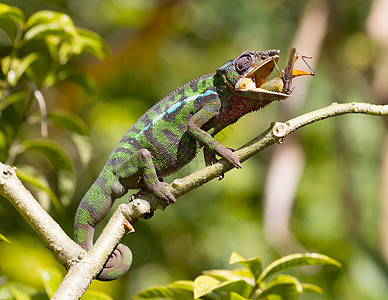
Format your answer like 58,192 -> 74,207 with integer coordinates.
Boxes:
281,47 -> 315,94
258,48 -> 315,95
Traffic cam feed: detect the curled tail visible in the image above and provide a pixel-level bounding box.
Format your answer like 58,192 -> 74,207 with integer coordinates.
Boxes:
97,243 -> 132,281
74,178 -> 132,281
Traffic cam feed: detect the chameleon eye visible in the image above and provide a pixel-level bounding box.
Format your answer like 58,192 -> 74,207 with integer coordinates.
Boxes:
235,53 -> 253,74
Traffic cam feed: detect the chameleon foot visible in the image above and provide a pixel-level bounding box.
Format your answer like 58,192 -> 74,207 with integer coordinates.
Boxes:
152,182 -> 176,205
129,182 -> 175,206
223,148 -> 242,169
215,145 -> 241,169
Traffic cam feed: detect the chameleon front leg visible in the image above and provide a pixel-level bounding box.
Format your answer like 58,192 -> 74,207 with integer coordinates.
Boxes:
188,99 -> 242,169
114,149 -> 175,204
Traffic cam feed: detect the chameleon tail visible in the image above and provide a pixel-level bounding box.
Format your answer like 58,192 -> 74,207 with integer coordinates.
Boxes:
74,179 -> 133,281
98,243 -> 132,281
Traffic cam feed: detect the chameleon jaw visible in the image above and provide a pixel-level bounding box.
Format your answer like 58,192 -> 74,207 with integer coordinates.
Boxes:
235,56 -> 289,97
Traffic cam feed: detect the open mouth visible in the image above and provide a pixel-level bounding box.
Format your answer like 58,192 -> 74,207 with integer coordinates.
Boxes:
235,56 -> 288,96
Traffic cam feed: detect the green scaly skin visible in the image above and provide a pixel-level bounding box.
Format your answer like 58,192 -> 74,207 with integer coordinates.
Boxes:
74,49 -> 292,281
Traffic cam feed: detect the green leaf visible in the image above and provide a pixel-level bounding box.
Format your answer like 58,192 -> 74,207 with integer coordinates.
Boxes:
0,91 -> 26,112
0,285 -> 13,299
204,268 -> 254,282
0,233 -> 11,243
44,109 -> 92,166
23,10 -> 106,64
23,53 -> 50,84
8,285 -> 32,300
24,11 -> 83,64
39,268 -> 63,298
21,138 -> 73,171
301,283 -> 324,294
46,109 -> 89,136
167,280 -> 194,292
15,53 -> 39,82
257,253 -> 341,284
258,284 -> 299,300
82,290 -> 114,300
193,275 -> 221,299
0,4 -> 24,45
25,10 -> 74,30
229,252 -> 245,264
74,28 -> 108,60
229,252 -> 262,280
134,286 -> 193,300
0,4 -> 24,26
0,55 -> 10,75
16,166 -> 61,210
229,292 -> 248,300
20,139 -> 75,205
267,275 -> 303,292
58,39 -> 80,64
24,23 -> 74,41
0,283 -> 40,300
44,35 -> 61,61
11,53 -> 39,86
211,280 -> 253,298
1,54 -> 39,87
0,16 -> 18,46
257,275 -> 302,300
24,11 -> 76,42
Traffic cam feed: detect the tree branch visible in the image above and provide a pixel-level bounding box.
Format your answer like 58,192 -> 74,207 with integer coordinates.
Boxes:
0,164 -> 83,269
1,102 -> 388,299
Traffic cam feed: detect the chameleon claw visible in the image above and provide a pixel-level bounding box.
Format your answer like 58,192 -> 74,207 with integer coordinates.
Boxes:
230,156 -> 242,169
152,182 -> 176,205
221,147 -> 242,169
228,148 -> 242,169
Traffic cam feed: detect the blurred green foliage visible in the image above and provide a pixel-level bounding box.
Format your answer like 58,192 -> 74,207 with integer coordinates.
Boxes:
0,3 -> 107,211
135,252 -> 341,299
0,0 -> 388,299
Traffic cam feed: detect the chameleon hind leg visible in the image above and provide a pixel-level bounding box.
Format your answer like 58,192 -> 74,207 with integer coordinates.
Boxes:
114,148 -> 176,204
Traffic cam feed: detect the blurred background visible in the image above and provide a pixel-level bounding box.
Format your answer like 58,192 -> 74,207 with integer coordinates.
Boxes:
1,0 -> 388,299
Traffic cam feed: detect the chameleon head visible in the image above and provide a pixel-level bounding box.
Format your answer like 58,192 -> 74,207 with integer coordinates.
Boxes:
217,49 -> 289,101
